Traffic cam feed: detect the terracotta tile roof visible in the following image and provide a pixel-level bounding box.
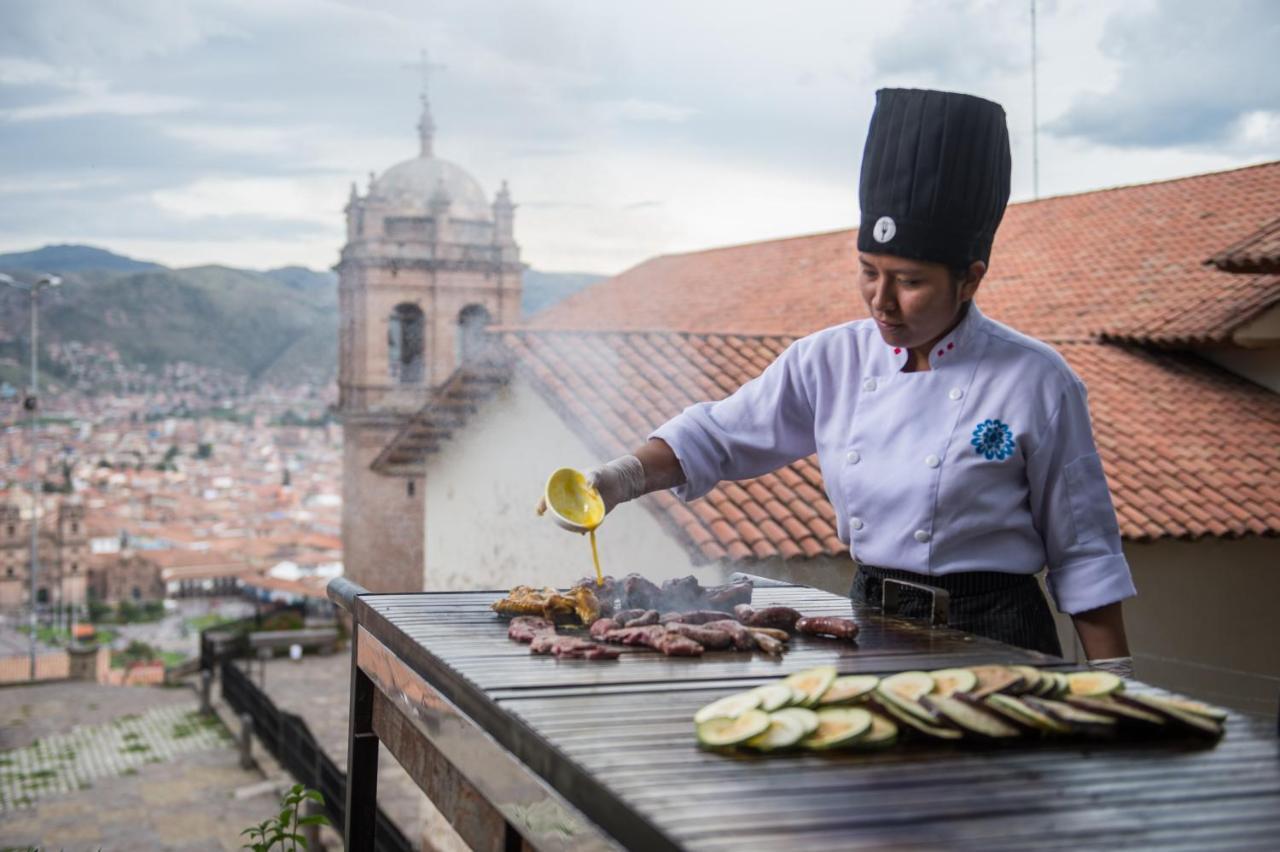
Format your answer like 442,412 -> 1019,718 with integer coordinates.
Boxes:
503,330 -> 1280,554
526,161 -> 1280,346
1207,215 -> 1280,274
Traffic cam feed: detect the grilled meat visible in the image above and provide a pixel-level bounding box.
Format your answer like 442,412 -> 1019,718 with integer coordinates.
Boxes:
751,632 -> 785,656
747,626 -> 790,642
704,579 -> 753,609
658,632 -> 705,656
530,633 -> 619,659
508,616 -> 554,643
745,606 -> 802,631
492,585 -> 601,624
794,616 -> 859,640
704,619 -> 756,651
625,609 -> 659,627
611,609 -> 647,627
589,617 -> 618,639
733,604 -> 755,622
663,622 -> 734,650
662,609 -> 737,625
622,574 -> 663,610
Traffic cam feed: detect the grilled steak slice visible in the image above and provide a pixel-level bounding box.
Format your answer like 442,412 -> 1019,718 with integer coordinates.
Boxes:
612,609 -> 647,627
656,632 -> 704,656
704,579 -> 753,609
661,609 -> 736,625
746,606 -> 802,631
621,574 -> 663,610
705,619 -> 756,651
589,617 -> 618,639
575,644 -> 621,660
604,625 -> 667,647
625,609 -> 659,627
530,633 -> 619,659
733,604 -> 755,622
794,616 -> 860,640
508,616 -> 554,643
663,622 -> 734,650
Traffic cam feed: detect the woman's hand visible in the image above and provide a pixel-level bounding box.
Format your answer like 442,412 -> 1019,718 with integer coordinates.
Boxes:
534,440 -> 686,524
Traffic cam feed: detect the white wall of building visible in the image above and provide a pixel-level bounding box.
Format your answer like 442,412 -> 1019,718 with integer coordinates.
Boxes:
423,378 -> 711,591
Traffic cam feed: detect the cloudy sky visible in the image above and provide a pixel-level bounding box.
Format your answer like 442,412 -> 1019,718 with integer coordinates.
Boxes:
0,0 -> 1276,274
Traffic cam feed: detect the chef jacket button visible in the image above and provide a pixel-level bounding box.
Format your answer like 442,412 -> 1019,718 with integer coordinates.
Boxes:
949,388 -> 963,400
913,529 -> 931,543
846,450 -> 860,464
925,454 -> 940,468
850,517 -> 864,531
862,378 -> 877,392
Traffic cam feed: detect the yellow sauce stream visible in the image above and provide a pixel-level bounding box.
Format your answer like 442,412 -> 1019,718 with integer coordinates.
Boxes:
589,528 -> 603,586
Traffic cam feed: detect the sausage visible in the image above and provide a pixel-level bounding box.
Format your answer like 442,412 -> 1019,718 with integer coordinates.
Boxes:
662,609 -> 737,625
752,632 -> 785,656
746,606 -> 802,631
794,616 -> 860,640
747,626 -> 790,642
704,619 -> 756,651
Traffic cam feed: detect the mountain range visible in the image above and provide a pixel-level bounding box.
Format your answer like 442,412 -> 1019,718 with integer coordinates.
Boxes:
0,245 -> 603,389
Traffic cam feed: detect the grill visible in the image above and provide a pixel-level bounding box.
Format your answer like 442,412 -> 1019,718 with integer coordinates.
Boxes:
331,578 -> 1280,851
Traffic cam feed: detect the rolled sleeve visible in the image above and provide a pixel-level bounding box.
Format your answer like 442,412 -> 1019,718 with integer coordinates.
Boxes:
1027,378 -> 1137,615
649,339 -> 817,503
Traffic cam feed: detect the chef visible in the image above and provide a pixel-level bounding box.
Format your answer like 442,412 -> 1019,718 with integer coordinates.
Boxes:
558,89 -> 1135,676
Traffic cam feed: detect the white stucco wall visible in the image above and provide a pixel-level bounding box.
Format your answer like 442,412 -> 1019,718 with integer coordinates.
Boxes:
422,378 -> 711,591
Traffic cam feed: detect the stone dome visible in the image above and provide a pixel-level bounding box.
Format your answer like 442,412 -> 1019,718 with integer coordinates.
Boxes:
372,156 -> 492,222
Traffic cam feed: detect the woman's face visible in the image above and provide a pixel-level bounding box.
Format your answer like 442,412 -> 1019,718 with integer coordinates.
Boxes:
857,253 -> 984,350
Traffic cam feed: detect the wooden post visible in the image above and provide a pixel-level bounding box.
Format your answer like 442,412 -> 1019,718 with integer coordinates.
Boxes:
345,627 -> 379,851
238,712 -> 254,770
199,668 -> 213,715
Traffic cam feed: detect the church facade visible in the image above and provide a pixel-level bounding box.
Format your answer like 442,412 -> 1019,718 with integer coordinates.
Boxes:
336,87 -> 522,593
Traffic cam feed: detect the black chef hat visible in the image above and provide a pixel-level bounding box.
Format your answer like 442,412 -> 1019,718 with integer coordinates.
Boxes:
857,88 -> 1011,269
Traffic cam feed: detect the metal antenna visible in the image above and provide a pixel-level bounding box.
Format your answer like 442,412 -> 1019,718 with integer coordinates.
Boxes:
1030,0 -> 1040,199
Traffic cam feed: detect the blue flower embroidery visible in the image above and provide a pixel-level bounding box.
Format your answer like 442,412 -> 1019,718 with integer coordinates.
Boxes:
971,418 -> 1016,461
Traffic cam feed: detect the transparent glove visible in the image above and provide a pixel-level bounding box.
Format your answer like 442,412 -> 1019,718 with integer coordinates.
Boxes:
1086,655 -> 1134,679
535,455 -> 646,521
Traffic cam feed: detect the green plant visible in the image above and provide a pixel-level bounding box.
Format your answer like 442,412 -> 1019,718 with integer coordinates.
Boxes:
241,783 -> 330,851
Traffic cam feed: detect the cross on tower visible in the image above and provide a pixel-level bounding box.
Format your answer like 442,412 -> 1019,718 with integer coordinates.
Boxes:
403,49 -> 447,157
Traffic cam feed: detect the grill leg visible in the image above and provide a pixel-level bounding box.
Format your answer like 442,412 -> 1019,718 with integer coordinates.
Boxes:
346,629 -> 379,851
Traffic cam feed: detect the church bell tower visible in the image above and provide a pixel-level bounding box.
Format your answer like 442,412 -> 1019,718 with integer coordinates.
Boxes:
336,67 -> 522,593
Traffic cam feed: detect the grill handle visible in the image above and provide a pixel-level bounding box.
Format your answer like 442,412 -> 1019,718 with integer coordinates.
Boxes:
327,577 -> 369,614
881,577 -> 951,627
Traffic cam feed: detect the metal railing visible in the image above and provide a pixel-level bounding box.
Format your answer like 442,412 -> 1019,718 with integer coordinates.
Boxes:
221,658 -> 413,852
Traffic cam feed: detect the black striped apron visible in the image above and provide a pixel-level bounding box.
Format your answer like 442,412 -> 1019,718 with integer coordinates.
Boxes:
851,562 -> 1063,657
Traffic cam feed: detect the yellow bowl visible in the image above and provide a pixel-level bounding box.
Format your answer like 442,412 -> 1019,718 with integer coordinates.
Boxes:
544,467 -> 605,533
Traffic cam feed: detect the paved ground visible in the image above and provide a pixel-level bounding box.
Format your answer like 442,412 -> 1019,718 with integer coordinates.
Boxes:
0,680 -> 291,851
256,651 -> 470,852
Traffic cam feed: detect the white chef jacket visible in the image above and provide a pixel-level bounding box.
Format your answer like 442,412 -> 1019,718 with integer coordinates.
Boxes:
650,302 -> 1136,615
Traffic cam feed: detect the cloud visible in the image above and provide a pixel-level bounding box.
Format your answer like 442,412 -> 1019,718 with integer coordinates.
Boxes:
1049,0 -> 1280,151
868,0 -> 1027,89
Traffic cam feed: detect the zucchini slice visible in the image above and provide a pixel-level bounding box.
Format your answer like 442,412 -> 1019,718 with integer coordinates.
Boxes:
877,698 -> 963,740
744,714 -> 808,751
880,671 -> 935,702
1023,696 -> 1118,737
783,666 -> 838,707
1064,695 -> 1164,728
1067,670 -> 1123,697
818,674 -> 880,705
982,693 -> 1069,735
874,685 -> 941,725
771,707 -> 820,737
929,668 -> 978,696
1050,672 -> 1070,698
694,691 -> 761,724
924,695 -> 1022,740
1115,694 -> 1225,739
1154,696 -> 1229,722
969,665 -> 1023,699
801,707 -> 873,750
852,712 -> 899,750
1010,665 -> 1045,696
697,709 -> 772,748
750,683 -> 796,713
